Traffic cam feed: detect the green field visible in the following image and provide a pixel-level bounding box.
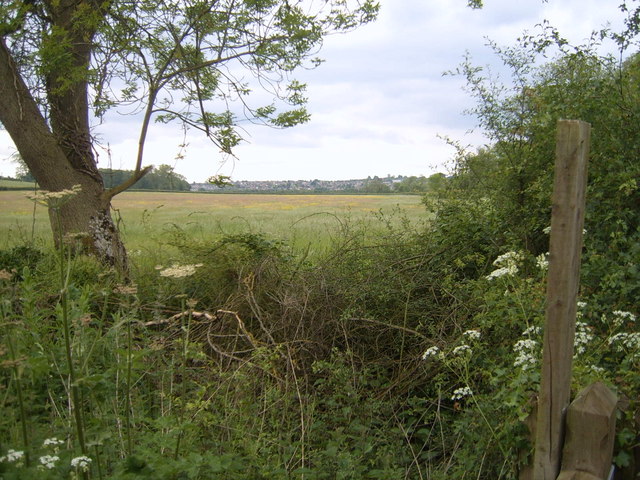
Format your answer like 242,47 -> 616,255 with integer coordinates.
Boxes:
0,178 -> 36,190
0,190 -> 427,252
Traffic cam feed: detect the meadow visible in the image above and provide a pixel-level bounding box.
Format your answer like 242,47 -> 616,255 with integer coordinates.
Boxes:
0,190 -> 426,252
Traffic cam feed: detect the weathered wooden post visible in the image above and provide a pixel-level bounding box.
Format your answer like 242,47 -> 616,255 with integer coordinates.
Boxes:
557,382 -> 617,480
532,119 -> 590,480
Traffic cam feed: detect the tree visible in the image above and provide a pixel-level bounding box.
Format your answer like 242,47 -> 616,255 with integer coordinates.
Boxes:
0,0 -> 378,270
9,152 -> 35,182
101,165 -> 191,190
426,172 -> 447,192
362,176 -> 390,193
443,4 -> 640,278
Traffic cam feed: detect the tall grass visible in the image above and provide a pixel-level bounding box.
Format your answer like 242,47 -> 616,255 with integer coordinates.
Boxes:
0,191 -> 425,252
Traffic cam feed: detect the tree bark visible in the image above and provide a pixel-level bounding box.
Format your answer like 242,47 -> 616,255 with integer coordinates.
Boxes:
0,33 -> 128,271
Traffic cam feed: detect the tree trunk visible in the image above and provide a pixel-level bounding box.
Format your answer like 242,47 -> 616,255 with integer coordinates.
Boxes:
0,33 -> 128,271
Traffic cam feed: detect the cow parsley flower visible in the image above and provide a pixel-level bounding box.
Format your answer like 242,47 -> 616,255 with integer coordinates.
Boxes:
486,251 -> 522,280
27,184 -> 82,209
71,455 -> 92,471
522,325 -> 541,337
421,346 -> 440,360
536,253 -> 549,270
42,437 -> 65,453
574,321 -> 594,356
39,455 -> 60,469
486,267 -> 511,279
0,449 -> 24,463
43,437 -> 65,447
612,310 -> 636,327
513,338 -> 539,369
159,263 -> 203,278
451,386 -> 473,400
608,332 -> 640,352
463,329 -> 481,341
452,344 -> 472,356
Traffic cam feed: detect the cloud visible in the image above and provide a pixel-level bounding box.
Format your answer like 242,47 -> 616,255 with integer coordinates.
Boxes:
0,0 -> 629,182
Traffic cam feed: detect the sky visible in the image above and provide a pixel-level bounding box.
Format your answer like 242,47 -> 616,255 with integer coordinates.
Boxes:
0,0 -> 629,182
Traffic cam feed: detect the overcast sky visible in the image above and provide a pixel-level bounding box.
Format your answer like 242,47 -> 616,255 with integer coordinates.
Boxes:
0,0 -> 628,182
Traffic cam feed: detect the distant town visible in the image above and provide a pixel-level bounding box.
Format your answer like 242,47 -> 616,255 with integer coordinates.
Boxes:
192,177 -> 370,192
191,174 -> 446,194
3,165 -> 447,194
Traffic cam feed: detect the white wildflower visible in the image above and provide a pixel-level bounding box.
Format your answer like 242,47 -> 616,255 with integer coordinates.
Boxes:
513,338 -> 539,369
486,251 -> 522,280
608,332 -> 640,351
486,267 -> 512,279
577,301 -> 587,310
574,321 -> 594,356
159,263 -> 203,278
514,339 -> 537,351
590,365 -> 606,374
43,437 -> 65,448
535,253 -> 549,271
0,449 -> 24,463
463,329 -> 481,341
70,455 -> 92,471
522,325 -> 541,337
452,344 -> 472,356
608,333 -> 625,347
27,184 -> 82,208
39,455 -> 60,469
451,386 -> 473,400
612,310 -> 636,327
493,251 -> 521,265
421,346 -> 440,360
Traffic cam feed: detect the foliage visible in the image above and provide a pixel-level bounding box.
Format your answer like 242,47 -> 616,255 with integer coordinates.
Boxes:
101,165 -> 191,191
8,154 -> 35,183
394,174 -> 448,194
0,245 -> 43,278
361,176 -> 391,193
1,0 -> 379,159
425,9 -> 640,476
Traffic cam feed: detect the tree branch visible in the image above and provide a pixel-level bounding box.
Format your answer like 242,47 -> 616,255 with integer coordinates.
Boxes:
102,164 -> 153,206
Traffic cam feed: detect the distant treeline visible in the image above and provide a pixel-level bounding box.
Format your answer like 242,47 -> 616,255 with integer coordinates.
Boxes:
15,164 -> 191,191
101,165 -> 191,191
362,173 -> 447,194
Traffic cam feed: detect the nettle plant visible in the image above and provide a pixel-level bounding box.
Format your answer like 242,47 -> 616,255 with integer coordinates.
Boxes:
420,237 -> 640,474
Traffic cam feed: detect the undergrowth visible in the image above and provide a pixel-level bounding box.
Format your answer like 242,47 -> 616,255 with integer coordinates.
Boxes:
1,197 -> 639,479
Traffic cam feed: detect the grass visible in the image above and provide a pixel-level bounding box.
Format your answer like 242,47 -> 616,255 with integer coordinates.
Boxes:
0,178 -> 37,190
0,190 -> 427,252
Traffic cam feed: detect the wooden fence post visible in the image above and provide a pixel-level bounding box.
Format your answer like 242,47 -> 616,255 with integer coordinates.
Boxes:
532,119 -> 590,480
556,381 -> 617,480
